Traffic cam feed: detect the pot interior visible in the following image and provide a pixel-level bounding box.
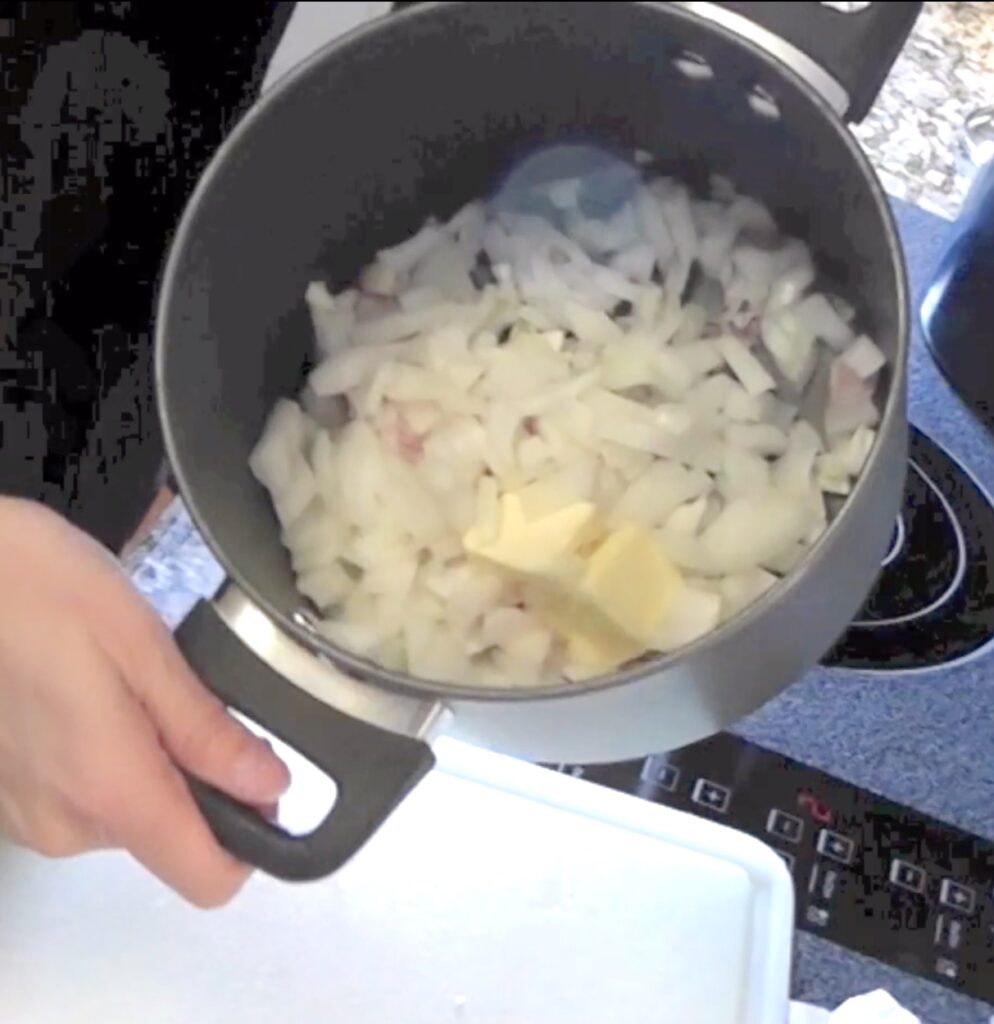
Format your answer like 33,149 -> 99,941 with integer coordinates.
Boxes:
157,1 -> 903,698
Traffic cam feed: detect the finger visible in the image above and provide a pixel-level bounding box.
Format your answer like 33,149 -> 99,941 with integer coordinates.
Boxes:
120,610 -> 290,806
93,698 -> 252,908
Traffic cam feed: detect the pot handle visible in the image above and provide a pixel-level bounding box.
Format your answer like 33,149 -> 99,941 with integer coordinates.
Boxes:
173,599 -> 435,882
711,2 -> 922,122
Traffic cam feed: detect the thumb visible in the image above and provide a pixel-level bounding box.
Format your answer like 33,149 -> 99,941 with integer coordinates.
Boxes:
128,620 -> 291,806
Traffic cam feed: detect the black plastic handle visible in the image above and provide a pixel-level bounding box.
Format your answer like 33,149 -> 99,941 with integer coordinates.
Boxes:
716,2 -> 922,122
174,599 -> 435,882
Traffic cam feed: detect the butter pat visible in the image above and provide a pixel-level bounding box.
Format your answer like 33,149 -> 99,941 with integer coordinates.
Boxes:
463,493 -> 684,675
541,598 -> 645,673
464,494 -> 598,577
578,525 -> 682,643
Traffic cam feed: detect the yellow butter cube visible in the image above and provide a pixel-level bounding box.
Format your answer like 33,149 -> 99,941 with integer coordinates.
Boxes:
464,494 -> 598,577
578,526 -> 682,643
534,586 -> 645,675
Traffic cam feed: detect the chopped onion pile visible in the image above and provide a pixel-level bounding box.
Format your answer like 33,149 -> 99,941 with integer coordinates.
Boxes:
250,161 -> 886,688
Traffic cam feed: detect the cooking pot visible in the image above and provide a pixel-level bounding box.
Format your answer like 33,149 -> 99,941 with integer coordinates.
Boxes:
156,1 -> 918,881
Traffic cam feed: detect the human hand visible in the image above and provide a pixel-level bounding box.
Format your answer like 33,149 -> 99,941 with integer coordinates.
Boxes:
0,498 -> 289,907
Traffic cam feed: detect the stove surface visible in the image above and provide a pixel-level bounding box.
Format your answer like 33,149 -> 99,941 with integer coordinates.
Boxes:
827,425 -> 994,672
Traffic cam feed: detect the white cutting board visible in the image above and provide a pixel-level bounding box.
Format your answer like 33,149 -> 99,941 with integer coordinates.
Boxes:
0,740 -> 792,1024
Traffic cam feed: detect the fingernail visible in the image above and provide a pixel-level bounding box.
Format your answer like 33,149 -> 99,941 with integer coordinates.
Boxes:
232,739 -> 290,800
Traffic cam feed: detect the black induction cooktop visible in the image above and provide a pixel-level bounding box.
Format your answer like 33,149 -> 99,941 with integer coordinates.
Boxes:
827,425 -> 994,672
550,731 -> 994,1004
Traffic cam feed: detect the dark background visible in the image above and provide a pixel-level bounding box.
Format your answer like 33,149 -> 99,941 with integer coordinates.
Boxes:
0,1 -> 293,549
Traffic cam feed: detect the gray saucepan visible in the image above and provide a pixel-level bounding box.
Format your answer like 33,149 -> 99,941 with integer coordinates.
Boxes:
156,1 -> 919,881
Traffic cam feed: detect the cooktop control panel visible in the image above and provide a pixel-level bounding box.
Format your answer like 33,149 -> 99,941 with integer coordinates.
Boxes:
548,733 -> 994,1003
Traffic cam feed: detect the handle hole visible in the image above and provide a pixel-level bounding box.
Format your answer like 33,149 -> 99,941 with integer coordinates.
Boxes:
748,85 -> 781,121
230,709 -> 339,837
673,50 -> 714,82
819,1 -> 873,11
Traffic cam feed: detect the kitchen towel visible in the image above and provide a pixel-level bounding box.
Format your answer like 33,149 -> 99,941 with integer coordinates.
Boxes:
791,990 -> 922,1024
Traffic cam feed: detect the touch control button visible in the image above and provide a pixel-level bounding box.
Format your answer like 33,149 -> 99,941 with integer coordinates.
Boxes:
691,779 -> 730,813
816,829 -> 855,865
939,879 -> 975,914
766,809 -> 804,844
889,859 -> 927,895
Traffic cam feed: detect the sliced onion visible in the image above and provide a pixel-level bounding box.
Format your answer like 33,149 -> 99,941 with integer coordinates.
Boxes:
305,282 -> 356,354
350,302 -> 474,348
609,460 -> 711,529
717,334 -> 776,397
611,241 -> 656,282
671,304 -> 708,346
652,583 -> 722,652
772,420 -> 822,495
632,186 -> 672,269
359,261 -> 398,297
795,292 -> 854,350
378,220 -> 445,274
720,568 -> 778,621
702,492 -> 809,573
447,201 -> 487,248
726,422 -> 789,457
761,305 -> 817,389
309,342 -> 405,397
840,334 -> 886,379
664,495 -> 710,535
411,239 -> 476,303
562,300 -> 625,347
728,196 -> 776,235
272,460 -> 317,528
254,157 -> 887,687
717,447 -> 770,500
249,399 -> 310,492
767,260 -> 816,312
297,561 -> 352,611
653,180 -> 698,268
825,359 -> 880,440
